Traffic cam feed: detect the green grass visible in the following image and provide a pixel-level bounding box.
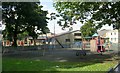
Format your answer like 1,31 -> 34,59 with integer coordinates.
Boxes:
2,57 -> 117,72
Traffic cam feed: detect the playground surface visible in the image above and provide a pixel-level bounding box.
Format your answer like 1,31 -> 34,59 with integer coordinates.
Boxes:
2,47 -> 120,62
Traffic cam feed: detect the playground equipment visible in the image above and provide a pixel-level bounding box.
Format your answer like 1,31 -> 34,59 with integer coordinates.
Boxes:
46,36 -> 87,56
90,33 -> 106,55
47,37 -> 64,48
55,38 -> 64,48
75,41 -> 86,56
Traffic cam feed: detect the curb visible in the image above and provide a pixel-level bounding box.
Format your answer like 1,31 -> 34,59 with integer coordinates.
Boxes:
108,63 -> 120,73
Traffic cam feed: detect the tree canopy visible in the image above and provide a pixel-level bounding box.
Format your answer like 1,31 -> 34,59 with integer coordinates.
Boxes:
54,2 -> 120,33
2,2 -> 49,46
80,20 -> 97,37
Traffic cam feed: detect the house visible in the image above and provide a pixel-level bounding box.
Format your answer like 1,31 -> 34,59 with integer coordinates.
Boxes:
47,30 -> 82,48
105,30 -> 118,43
98,29 -> 118,43
98,29 -> 111,38
55,30 -> 82,44
26,32 -> 55,46
2,32 -> 54,46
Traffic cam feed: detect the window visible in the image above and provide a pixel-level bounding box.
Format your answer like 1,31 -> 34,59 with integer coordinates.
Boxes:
111,33 -> 112,35
65,39 -> 70,42
111,38 -> 113,41
74,39 -> 82,42
114,32 -> 116,35
74,33 -> 81,36
114,38 -> 116,41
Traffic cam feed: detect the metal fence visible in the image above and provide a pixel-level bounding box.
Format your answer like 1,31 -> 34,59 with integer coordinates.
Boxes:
2,41 -> 119,54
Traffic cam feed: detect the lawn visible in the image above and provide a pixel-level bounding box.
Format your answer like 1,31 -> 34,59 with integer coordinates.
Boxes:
2,57 -> 117,72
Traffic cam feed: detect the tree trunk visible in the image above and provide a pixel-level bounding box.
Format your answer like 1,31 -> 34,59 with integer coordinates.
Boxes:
33,39 -> 36,46
13,33 -> 17,47
12,24 -> 18,47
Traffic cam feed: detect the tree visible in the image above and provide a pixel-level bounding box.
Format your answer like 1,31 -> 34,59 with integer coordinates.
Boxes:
2,2 -> 48,47
41,26 -> 50,44
54,2 -> 120,30
17,31 -> 28,40
80,20 -> 97,37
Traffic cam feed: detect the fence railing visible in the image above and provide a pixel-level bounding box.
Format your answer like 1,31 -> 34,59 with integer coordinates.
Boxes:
2,42 -> 119,54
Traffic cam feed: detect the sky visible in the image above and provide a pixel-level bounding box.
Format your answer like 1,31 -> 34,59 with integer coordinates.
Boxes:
40,0 -> 84,34
40,0 -> 113,34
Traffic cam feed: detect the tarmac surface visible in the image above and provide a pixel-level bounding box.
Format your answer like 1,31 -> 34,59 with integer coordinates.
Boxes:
2,48 -> 119,62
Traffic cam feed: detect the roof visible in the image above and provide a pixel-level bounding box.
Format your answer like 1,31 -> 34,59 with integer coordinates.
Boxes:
27,30 -> 81,40
83,37 -> 92,38
37,36 -> 46,40
98,29 -> 111,36
92,33 -> 98,37
49,30 -> 80,38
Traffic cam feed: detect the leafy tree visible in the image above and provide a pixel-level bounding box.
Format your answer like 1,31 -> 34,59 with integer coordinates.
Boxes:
2,2 -> 48,46
80,20 -> 97,37
17,31 -> 28,40
54,2 -> 120,30
41,26 -> 50,43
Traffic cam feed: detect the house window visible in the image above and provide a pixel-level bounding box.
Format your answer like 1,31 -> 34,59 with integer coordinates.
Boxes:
114,32 -> 116,35
111,38 -> 113,41
65,39 -> 70,42
74,33 -> 81,36
114,38 -> 116,41
74,39 -> 82,42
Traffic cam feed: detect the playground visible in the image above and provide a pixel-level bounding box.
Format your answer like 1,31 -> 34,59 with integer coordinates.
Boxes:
3,48 -> 119,62
2,35 -> 119,72
2,47 -> 119,72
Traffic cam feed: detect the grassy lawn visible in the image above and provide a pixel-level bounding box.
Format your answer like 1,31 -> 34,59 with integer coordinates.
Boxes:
2,57 -> 117,72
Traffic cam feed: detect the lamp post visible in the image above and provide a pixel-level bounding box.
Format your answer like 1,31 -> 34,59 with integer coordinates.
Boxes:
54,22 -> 55,49
50,13 -> 56,50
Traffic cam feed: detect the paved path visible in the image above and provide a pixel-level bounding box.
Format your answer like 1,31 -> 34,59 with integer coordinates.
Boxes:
114,63 -> 120,73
